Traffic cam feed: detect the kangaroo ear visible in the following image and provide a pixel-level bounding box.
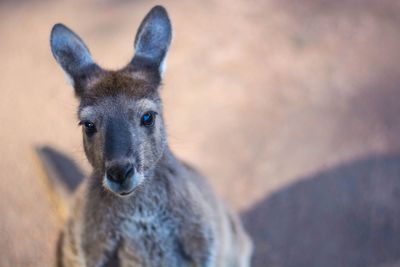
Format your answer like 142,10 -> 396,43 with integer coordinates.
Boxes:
50,24 -> 100,95
130,6 -> 172,79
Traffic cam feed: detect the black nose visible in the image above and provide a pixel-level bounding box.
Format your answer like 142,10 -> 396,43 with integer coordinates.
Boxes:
106,163 -> 134,184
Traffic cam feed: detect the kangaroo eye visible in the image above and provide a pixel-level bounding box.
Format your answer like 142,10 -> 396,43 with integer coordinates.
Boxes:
141,112 -> 156,127
79,121 -> 97,136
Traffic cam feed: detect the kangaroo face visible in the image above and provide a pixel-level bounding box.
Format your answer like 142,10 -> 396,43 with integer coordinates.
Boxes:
50,6 -> 172,196
78,73 -> 167,195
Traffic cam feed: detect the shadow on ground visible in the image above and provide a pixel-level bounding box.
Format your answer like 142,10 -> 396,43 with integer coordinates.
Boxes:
242,154 -> 400,267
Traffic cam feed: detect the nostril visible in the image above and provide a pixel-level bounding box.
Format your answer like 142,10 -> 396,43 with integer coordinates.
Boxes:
106,164 -> 134,184
106,168 -> 120,183
124,166 -> 134,180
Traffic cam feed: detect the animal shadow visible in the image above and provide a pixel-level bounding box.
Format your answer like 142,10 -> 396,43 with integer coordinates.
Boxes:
242,154 -> 400,267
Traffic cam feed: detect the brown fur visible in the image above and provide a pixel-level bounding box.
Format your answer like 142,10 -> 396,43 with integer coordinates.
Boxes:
80,71 -> 158,106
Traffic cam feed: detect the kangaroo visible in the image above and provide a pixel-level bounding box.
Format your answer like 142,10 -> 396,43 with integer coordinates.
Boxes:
50,6 -> 252,267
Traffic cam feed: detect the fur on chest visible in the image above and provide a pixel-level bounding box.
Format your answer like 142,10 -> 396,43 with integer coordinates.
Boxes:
116,214 -> 194,267
120,212 -> 178,248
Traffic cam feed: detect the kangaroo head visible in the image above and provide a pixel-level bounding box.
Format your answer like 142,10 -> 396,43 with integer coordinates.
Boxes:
50,6 -> 172,196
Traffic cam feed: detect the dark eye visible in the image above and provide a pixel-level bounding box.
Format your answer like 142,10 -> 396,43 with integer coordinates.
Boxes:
141,112 -> 156,127
79,121 -> 97,136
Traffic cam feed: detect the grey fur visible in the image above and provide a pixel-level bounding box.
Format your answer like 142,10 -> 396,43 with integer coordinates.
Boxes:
52,5 -> 252,267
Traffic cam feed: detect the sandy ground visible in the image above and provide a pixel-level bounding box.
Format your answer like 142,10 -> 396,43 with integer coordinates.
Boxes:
1,0 -> 400,266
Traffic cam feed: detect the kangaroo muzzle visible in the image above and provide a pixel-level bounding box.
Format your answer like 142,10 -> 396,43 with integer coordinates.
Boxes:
106,162 -> 134,184
103,162 -> 144,196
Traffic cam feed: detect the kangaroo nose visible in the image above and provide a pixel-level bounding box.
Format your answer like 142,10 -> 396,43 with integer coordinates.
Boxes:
106,163 -> 134,184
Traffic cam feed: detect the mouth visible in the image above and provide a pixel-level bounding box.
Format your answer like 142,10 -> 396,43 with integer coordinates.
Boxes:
119,188 -> 136,197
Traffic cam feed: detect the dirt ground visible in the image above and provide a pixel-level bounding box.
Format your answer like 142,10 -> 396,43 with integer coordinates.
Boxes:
1,0 -> 400,266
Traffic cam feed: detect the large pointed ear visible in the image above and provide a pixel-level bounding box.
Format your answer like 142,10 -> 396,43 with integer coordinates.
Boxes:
50,24 -> 101,96
129,6 -> 172,80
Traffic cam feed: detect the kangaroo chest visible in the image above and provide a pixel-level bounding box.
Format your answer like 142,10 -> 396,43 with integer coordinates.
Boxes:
119,212 -> 186,265
81,197 -> 193,267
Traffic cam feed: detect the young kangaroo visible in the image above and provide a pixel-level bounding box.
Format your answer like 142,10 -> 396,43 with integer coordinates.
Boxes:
50,6 -> 252,267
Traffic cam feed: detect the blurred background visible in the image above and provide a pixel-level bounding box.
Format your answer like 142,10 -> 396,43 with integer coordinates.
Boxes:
1,0 -> 400,266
